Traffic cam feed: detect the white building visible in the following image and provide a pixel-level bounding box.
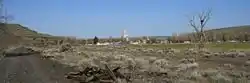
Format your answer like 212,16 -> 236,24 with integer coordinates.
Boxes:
184,41 -> 191,44
131,41 -> 140,45
121,29 -> 129,41
96,42 -> 110,45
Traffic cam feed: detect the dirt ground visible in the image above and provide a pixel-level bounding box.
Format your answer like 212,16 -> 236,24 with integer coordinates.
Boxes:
0,54 -> 77,83
0,28 -> 78,83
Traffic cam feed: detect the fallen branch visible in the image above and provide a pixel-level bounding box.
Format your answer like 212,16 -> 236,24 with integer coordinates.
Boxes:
65,64 -> 129,83
105,64 -> 118,83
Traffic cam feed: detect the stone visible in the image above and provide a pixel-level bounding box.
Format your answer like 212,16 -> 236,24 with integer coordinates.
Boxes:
177,62 -> 199,71
237,52 -> 247,57
222,64 -> 234,69
245,61 -> 250,66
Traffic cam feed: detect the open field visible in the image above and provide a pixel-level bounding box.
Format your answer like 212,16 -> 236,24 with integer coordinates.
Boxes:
129,43 -> 250,51
30,42 -> 250,83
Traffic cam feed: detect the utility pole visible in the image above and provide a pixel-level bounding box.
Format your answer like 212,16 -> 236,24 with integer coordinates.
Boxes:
0,0 -> 13,24
0,0 -> 4,24
0,0 -> 6,36
0,0 -> 14,36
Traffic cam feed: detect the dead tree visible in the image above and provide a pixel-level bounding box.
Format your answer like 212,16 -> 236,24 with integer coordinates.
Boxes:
189,10 -> 212,49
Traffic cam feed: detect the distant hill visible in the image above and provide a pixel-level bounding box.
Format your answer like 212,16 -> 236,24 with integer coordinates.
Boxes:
3,24 -> 68,39
0,24 -> 66,48
176,25 -> 250,41
3,24 -> 52,37
126,25 -> 250,42
205,25 -> 250,34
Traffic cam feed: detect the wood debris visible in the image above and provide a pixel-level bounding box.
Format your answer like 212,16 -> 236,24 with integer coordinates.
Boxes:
65,64 -> 131,83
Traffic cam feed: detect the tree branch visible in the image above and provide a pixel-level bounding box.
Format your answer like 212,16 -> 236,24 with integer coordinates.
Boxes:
188,9 -> 212,49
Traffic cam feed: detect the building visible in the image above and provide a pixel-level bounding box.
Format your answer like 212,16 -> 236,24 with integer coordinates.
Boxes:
172,32 -> 179,37
121,29 -> 129,42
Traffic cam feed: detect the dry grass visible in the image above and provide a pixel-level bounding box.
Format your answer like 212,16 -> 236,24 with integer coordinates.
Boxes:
34,43 -> 250,83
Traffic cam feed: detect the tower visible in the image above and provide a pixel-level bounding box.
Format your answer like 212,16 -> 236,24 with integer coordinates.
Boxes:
121,29 -> 129,42
172,32 -> 179,43
146,36 -> 149,40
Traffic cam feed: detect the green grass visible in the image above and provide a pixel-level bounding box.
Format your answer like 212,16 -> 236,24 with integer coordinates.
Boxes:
128,43 -> 250,50
207,43 -> 250,50
128,44 -> 193,49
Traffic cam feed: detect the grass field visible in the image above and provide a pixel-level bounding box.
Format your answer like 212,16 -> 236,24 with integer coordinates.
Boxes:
128,42 -> 250,50
41,42 -> 250,83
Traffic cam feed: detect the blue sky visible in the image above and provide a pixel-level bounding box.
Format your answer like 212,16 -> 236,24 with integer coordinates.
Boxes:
5,0 -> 250,38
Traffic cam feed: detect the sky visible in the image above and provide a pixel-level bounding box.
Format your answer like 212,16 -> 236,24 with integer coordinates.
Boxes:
4,0 -> 250,38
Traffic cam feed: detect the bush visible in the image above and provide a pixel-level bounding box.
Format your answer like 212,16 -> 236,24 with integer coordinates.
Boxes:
93,36 -> 99,44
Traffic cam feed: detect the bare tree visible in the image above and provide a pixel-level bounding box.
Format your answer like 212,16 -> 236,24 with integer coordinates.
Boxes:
188,9 -> 212,49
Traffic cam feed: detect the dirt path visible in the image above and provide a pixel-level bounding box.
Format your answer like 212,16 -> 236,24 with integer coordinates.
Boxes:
0,55 -> 75,83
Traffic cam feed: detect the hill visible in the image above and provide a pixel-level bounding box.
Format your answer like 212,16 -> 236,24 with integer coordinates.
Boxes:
203,25 -> 250,41
0,23 -> 61,48
2,24 -> 67,39
206,25 -> 250,33
176,25 -> 250,42
0,24 -> 23,48
4,24 -> 52,38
